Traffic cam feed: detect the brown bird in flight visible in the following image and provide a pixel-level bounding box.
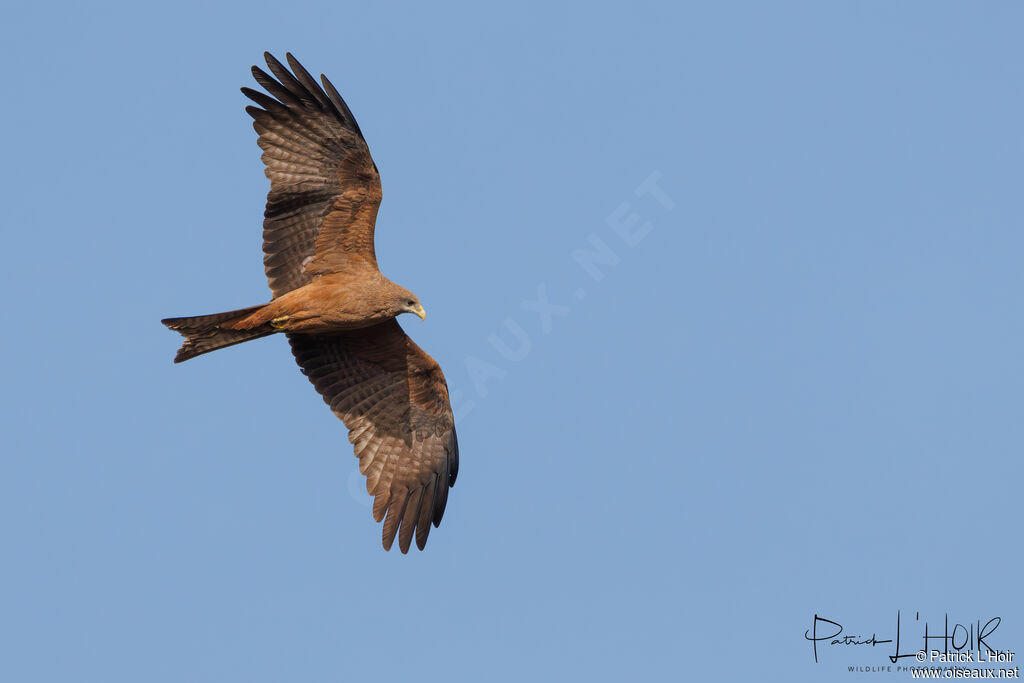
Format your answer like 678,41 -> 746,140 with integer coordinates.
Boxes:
162,53 -> 458,553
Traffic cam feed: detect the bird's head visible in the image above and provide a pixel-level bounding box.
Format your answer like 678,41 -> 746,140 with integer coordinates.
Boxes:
388,284 -> 426,321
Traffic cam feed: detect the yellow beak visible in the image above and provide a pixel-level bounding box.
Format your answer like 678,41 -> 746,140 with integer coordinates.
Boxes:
411,303 -> 426,321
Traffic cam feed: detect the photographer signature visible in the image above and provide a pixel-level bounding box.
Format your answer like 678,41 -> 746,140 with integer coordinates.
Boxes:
804,612 -> 1001,664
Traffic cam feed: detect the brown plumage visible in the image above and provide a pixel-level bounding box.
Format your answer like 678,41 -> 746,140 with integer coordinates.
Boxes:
162,53 -> 458,553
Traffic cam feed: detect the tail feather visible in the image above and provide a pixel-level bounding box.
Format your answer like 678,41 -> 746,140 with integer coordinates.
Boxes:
161,305 -> 276,363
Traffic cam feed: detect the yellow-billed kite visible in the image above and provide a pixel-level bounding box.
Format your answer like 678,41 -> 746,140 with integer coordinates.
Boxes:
162,53 -> 458,553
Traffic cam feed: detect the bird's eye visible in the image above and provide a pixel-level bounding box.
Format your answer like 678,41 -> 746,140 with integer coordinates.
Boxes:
407,300 -> 415,306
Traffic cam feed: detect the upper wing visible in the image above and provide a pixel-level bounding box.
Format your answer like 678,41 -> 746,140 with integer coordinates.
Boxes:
289,320 -> 459,553
243,52 -> 382,299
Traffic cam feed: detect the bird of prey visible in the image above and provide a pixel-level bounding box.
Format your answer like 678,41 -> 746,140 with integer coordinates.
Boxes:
162,53 -> 458,553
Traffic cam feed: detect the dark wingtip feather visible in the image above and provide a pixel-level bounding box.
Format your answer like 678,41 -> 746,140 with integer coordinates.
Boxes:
321,74 -> 365,139
265,51 -> 279,64
398,488 -> 424,554
382,501 -> 402,552
241,87 -> 289,115
265,52 -> 282,68
240,86 -> 269,106
415,527 -> 430,551
285,53 -> 332,109
415,480 -> 435,550
263,52 -> 291,82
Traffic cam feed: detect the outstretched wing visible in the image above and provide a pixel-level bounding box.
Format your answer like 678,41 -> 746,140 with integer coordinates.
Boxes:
244,52 -> 382,299
289,321 -> 459,553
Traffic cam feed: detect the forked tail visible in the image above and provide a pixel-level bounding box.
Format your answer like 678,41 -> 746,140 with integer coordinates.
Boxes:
161,305 -> 276,363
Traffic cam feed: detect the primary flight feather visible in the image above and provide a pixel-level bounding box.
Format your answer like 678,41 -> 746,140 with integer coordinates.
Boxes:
162,53 -> 458,553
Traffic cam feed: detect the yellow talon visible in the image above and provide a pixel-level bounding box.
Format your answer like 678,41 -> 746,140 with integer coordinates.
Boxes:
271,315 -> 290,329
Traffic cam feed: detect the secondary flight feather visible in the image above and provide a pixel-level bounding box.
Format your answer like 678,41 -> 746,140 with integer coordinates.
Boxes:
162,53 -> 458,553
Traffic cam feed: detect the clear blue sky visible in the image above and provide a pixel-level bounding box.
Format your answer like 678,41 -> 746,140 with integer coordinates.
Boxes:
2,2 -> 1022,681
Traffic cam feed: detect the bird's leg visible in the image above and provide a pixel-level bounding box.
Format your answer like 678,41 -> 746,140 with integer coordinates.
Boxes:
270,315 -> 291,329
